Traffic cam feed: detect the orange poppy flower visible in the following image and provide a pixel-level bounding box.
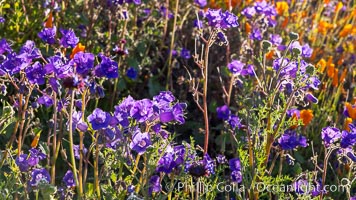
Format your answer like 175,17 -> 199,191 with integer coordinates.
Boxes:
327,63 -> 335,78
45,11 -> 53,28
276,1 -> 289,16
339,24 -> 353,37
345,102 -> 356,120
70,43 -> 85,59
266,50 -> 274,60
339,68 -> 347,83
300,109 -> 313,126
245,22 -> 251,34
332,68 -> 339,87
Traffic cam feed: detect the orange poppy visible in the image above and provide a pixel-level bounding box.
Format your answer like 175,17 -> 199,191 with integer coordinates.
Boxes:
300,109 -> 313,126
45,11 -> 53,28
332,68 -> 339,87
345,102 -> 356,120
276,1 -> 289,16
70,43 -> 85,59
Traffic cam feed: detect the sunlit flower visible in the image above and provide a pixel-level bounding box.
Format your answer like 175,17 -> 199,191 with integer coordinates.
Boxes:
300,109 -> 313,126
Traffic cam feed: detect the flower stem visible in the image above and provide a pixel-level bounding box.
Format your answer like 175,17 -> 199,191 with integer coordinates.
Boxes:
203,39 -> 210,154
166,0 -> 179,90
68,90 -> 80,196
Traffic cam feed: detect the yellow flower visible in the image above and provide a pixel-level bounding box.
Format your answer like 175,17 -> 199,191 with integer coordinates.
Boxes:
344,118 -> 353,131
300,109 -> 313,126
317,58 -> 327,72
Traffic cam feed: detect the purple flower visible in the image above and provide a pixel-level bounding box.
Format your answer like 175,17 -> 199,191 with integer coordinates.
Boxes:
194,0 -> 206,7
241,7 -> 256,19
241,64 -> 255,76
126,67 -> 138,79
302,44 -> 313,58
0,38 -> 12,54
205,9 -> 238,28
254,1 -> 268,13
73,144 -> 88,160
228,115 -> 241,129
250,28 -> 262,40
71,52 -> 95,76
205,9 -> 223,27
29,168 -> 51,187
269,34 -> 282,46
94,53 -> 119,78
70,111 -> 88,132
45,55 -> 73,78
63,170 -> 76,187
130,129 -> 151,155
340,124 -> 356,148
180,48 -> 191,59
156,152 -> 175,173
216,154 -> 227,164
25,62 -> 46,85
305,93 -> 318,104
15,154 -> 30,172
114,96 -> 135,127
38,26 -> 57,44
148,175 -> 161,195
231,170 -> 242,183
227,60 -> 245,75
293,179 -> 309,194
1,52 -> 30,75
87,108 -> 111,130
60,29 -> 79,48
160,6 -> 173,19
38,95 -> 54,107
278,130 -> 308,150
0,16 -> 5,23
28,148 -> 46,166
229,158 -> 242,183
19,40 -> 41,59
321,127 -> 341,147
221,11 -> 239,28
194,20 -> 204,29
216,105 -> 231,120
202,154 -> 215,175
130,99 -> 154,123
229,158 -> 241,171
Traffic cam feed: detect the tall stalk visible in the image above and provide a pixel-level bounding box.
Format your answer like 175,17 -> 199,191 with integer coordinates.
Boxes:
202,37 -> 211,154
68,90 -> 80,196
166,0 -> 179,90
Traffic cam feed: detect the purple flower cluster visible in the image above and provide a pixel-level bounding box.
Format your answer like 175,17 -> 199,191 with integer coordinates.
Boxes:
229,158 -> 242,183
227,60 -> 255,76
15,148 -> 46,172
278,130 -> 308,150
216,105 -> 242,129
321,127 -> 341,147
156,145 -> 185,174
205,9 -> 239,28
